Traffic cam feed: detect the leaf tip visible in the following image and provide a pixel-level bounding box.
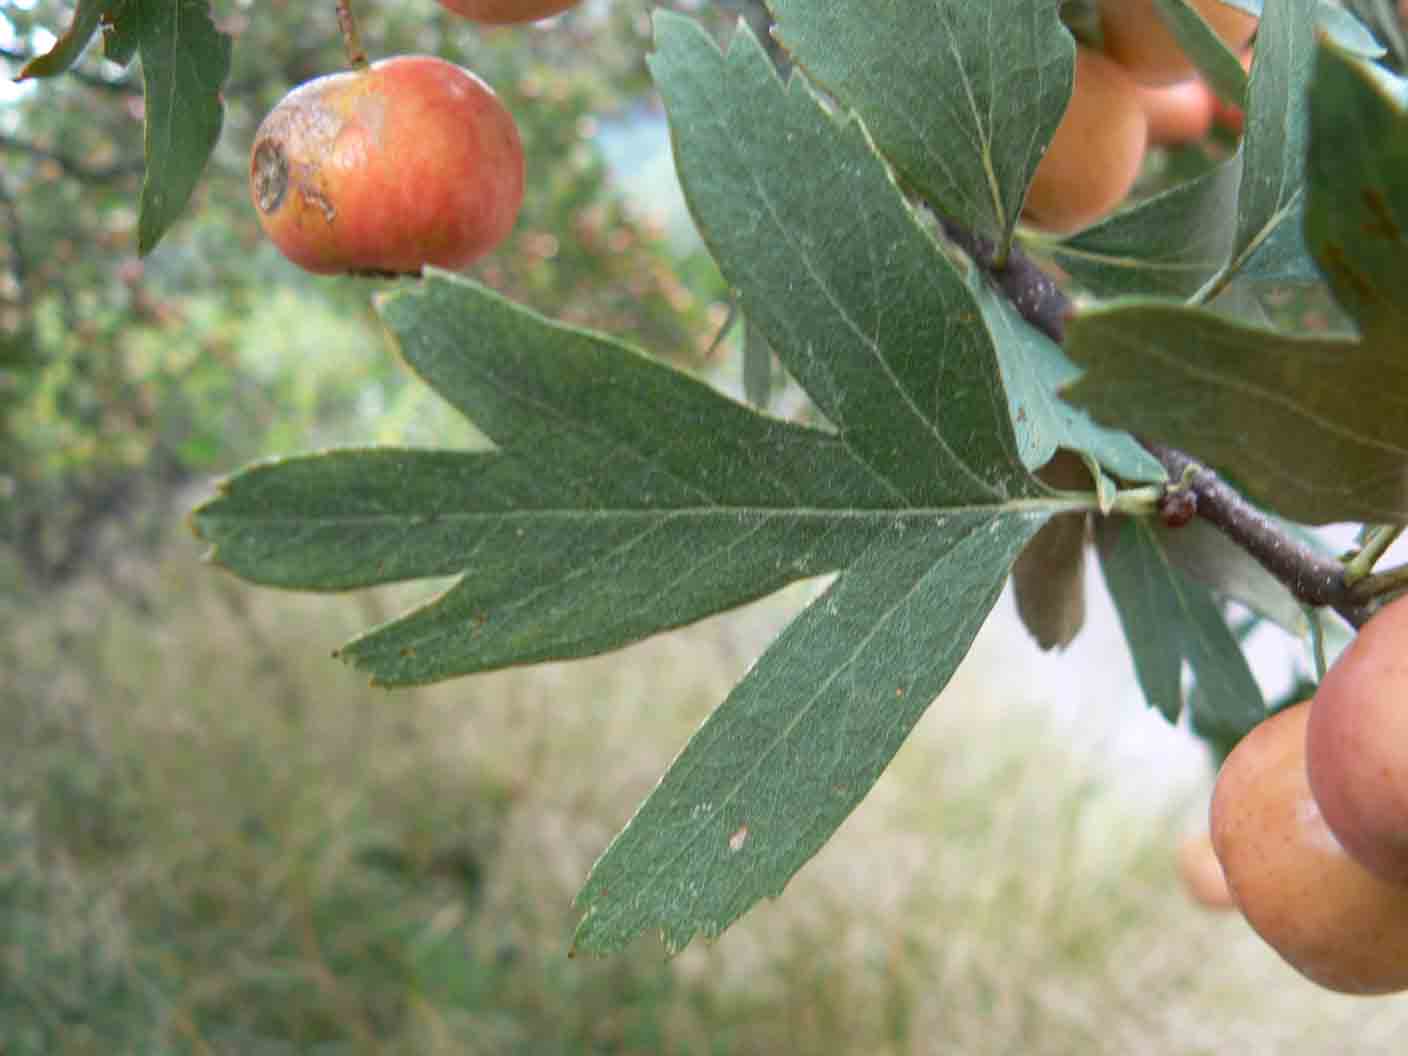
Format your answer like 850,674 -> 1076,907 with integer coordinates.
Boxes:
183,496 -> 227,559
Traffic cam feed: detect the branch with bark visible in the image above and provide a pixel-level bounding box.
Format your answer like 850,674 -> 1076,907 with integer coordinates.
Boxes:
945,216 -> 1379,630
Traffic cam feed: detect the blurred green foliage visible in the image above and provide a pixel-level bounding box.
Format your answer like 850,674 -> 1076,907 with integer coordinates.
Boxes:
8,532 -> 1404,1053
0,0 -> 730,592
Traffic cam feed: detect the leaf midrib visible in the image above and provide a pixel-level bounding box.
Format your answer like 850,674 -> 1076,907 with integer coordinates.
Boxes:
203,498 -> 1082,528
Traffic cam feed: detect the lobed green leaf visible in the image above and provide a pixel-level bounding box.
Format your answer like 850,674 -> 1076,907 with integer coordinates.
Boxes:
563,11 -> 1083,955
195,262 -> 1063,956
192,12 -> 1110,955
1098,517 -> 1264,742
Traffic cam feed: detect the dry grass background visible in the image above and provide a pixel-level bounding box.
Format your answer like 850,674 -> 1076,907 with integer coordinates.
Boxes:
5,517 -> 1408,1054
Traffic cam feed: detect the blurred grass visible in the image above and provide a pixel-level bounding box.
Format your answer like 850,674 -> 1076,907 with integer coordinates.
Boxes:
5,513 -> 1408,1054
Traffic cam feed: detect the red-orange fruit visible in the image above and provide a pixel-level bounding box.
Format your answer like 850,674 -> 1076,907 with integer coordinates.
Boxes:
1100,0 -> 1259,86
1211,702 -> 1408,995
438,0 -> 579,23
1022,46 -> 1149,235
1307,593 -> 1408,886
1138,77 -> 1215,146
250,55 -> 524,276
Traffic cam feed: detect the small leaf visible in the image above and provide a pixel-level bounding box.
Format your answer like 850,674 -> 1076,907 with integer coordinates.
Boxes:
15,0 -> 105,79
1155,517 -> 1306,634
1038,155 -> 1242,298
1304,40 -> 1408,343
769,0 -> 1073,252
131,0 -> 232,254
1013,451 -> 1091,651
1097,517 -> 1264,740
1012,516 -> 1087,652
971,277 -> 1166,483
1065,301 -> 1408,524
1151,0 -> 1250,105
1210,0 -> 1317,292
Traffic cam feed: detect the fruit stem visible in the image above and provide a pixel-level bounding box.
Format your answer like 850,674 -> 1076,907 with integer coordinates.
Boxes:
1342,524 -> 1405,586
336,0 -> 368,71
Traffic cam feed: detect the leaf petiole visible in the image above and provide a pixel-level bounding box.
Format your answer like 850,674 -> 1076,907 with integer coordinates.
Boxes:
336,0 -> 368,71
1342,524 -> 1405,585
1107,485 -> 1165,518
1346,561 -> 1408,607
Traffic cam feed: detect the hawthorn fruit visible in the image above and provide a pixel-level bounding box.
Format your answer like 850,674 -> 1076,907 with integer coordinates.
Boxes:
437,0 -> 580,23
1211,702 -> 1408,995
1307,593 -> 1408,886
1022,46 -> 1148,235
250,55 -> 524,276
1099,0 -> 1258,86
1138,77 -> 1215,146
